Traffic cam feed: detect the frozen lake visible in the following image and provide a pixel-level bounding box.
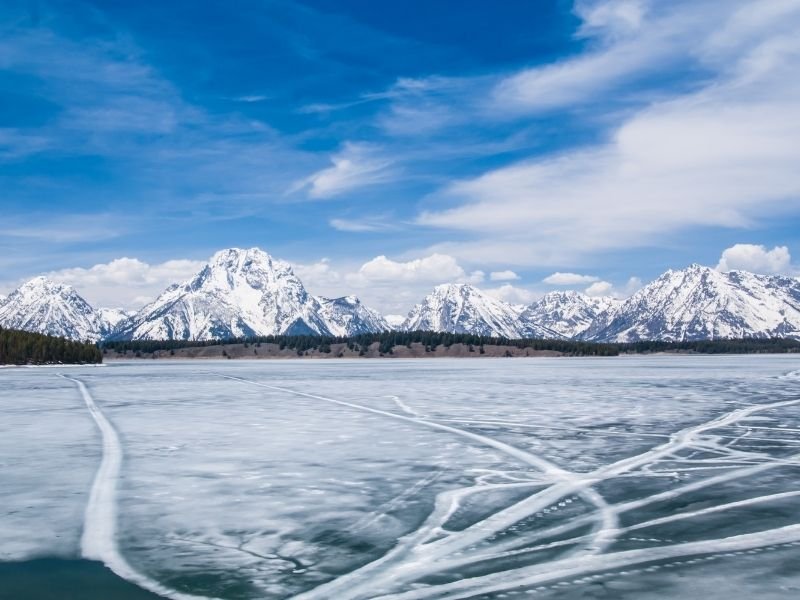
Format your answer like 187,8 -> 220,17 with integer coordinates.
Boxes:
2,356 -> 800,599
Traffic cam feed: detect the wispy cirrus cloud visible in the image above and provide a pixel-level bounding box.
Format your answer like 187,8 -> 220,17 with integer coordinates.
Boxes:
290,142 -> 397,199
329,215 -> 400,232
416,0 -> 800,267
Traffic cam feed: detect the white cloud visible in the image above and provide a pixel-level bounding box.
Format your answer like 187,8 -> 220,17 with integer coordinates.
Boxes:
490,270 -> 520,281
489,0 -> 706,114
417,0 -> 800,266
717,244 -> 793,275
296,253 -> 485,314
329,216 -> 398,232
292,142 -> 395,199
584,276 -> 642,298
585,281 -> 615,297
347,253 -> 469,284
484,284 -> 537,306
576,0 -> 647,39
44,257 -> 205,309
543,272 -> 600,285
233,95 -> 269,103
622,276 -> 643,296
293,258 -> 344,290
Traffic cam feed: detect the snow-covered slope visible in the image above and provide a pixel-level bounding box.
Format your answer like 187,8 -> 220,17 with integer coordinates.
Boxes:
113,248 -> 336,340
592,264 -> 800,342
111,248 -> 388,341
97,307 -> 135,336
520,291 -> 620,340
0,277 -> 106,341
8,256 -> 800,344
384,314 -> 406,330
402,283 -> 560,338
316,295 -> 389,336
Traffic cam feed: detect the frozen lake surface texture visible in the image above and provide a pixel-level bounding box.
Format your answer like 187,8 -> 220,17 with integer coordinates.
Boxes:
2,357 -> 800,599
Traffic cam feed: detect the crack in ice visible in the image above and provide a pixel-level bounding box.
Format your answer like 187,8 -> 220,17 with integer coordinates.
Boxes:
59,374 -> 219,600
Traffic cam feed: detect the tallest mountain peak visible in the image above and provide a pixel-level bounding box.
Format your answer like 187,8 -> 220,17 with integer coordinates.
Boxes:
117,247 -> 321,340
210,247 -> 269,261
111,247 -> 386,341
207,247 -> 285,270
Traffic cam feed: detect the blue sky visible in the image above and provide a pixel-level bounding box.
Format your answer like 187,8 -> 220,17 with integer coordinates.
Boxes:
1,0 -> 799,313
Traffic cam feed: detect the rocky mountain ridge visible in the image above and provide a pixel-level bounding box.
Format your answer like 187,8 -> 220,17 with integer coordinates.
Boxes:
2,252 -> 799,343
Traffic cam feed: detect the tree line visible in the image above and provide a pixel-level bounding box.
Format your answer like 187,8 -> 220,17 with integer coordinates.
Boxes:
0,327 -> 103,365
619,338 -> 800,354
101,331 -> 800,358
102,331 -> 619,356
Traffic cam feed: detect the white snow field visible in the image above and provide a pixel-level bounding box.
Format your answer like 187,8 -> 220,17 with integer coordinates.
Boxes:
2,357 -> 800,599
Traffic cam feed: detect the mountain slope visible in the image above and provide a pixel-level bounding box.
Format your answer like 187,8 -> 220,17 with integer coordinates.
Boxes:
316,295 -> 390,336
113,248 -> 336,340
0,277 -> 106,341
401,283 -> 560,338
592,264 -> 800,342
520,291 -> 620,340
97,308 -> 135,337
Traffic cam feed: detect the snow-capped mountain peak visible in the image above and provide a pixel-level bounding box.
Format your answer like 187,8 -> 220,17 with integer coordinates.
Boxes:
112,247 -> 328,340
592,264 -> 800,342
402,283 -> 558,338
520,291 -> 620,340
97,307 -> 135,334
6,254 -> 800,344
0,276 -> 106,341
111,248 -> 387,341
316,295 -> 390,336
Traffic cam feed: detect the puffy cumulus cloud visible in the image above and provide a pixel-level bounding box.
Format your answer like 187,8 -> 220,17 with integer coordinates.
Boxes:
292,142 -> 396,199
418,1 -> 800,266
293,258 -> 343,289
585,276 -> 643,299
585,281 -> 615,297
45,257 -> 205,309
543,272 -> 600,285
483,284 -> 538,306
347,253 -> 479,284
622,276 -> 643,296
294,254 -> 485,315
489,270 -> 520,282
717,244 -> 793,275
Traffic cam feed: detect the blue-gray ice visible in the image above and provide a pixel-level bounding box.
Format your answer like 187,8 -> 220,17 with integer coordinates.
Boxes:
2,356 -> 800,599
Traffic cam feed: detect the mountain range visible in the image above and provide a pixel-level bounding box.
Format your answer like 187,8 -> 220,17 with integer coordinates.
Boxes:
2,248 -> 799,343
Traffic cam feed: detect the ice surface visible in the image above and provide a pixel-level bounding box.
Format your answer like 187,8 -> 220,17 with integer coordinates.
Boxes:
2,356 -> 800,599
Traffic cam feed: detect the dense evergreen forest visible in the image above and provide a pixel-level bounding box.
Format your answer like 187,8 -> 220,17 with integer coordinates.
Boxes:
0,327 -> 103,365
103,331 -> 618,356
101,332 -> 800,357
619,338 -> 800,354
